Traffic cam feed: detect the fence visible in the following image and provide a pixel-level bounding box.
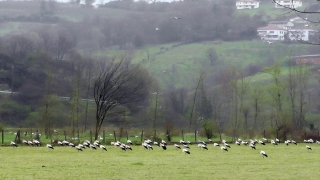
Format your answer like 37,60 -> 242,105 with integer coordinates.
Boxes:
2,128 -> 318,145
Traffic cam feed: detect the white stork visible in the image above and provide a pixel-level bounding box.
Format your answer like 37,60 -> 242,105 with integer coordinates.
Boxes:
174,144 -> 181,149
160,143 -> 167,150
46,144 -> 54,150
224,143 -> 231,148
221,146 -> 228,152
182,148 -> 190,154
11,141 -> 18,147
249,144 -> 256,150
127,140 -> 132,145
75,145 -> 83,152
99,145 -> 107,151
213,143 -> 220,147
306,145 -> 312,150
260,150 -> 268,158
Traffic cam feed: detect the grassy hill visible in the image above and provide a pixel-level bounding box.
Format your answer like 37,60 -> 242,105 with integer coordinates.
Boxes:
105,41 -> 309,89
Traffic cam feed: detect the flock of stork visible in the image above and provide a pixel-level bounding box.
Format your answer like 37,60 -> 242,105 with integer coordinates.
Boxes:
9,137 -> 319,158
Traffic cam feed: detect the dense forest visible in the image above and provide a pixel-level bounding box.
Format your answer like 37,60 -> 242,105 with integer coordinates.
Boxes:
0,0 -> 320,140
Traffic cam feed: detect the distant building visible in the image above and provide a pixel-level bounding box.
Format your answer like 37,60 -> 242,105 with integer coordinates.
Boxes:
257,17 -> 317,42
236,0 -> 259,9
293,54 -> 320,65
257,25 -> 286,41
274,0 -> 302,9
288,27 -> 315,41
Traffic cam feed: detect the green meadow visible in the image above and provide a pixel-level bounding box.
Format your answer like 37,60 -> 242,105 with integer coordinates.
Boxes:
0,142 -> 319,180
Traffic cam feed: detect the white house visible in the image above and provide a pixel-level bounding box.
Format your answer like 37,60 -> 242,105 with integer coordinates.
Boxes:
288,27 -> 315,41
268,21 -> 294,30
236,0 -> 259,9
274,0 -> 302,9
257,25 -> 286,41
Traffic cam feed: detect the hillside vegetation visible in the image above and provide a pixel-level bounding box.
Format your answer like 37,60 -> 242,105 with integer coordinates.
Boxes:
0,0 -> 320,141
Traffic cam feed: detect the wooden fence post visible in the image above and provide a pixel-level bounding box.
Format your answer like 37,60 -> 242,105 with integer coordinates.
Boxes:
113,131 -> 117,142
126,130 -> 128,140
64,131 -> 67,141
153,130 -> 156,142
90,130 -> 92,143
1,129 -> 4,144
103,130 -> 105,143
263,130 -> 266,138
141,130 -> 144,143
36,130 -> 39,141
182,130 -> 184,141
194,130 -> 197,142
77,129 -> 80,144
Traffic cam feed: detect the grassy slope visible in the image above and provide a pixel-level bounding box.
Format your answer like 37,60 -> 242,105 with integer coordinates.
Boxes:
127,41 -> 308,89
0,143 -> 319,179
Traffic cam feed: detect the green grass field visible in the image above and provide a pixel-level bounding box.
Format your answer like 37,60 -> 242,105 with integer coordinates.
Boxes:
0,142 -> 319,179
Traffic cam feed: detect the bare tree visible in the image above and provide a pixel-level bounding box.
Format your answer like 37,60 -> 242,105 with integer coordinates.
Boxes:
188,71 -> 205,131
93,58 -> 151,140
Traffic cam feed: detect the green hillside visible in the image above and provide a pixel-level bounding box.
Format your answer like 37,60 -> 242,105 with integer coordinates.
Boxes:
108,41 -> 308,89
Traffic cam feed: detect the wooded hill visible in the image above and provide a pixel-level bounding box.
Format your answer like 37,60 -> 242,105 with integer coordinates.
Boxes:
0,0 -> 320,140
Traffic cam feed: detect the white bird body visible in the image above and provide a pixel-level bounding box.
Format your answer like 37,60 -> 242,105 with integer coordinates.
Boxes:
260,150 -> 268,158
90,144 -> 97,150
174,144 -> 181,149
46,144 -> 54,150
241,141 -> 248,146
75,146 -> 83,152
224,143 -> 231,148
250,143 -> 256,150
259,140 -> 266,145
182,148 -> 190,154
160,143 -> 167,150
161,140 -> 167,145
183,144 -> 190,149
213,143 -> 220,146
11,141 -> 18,147
306,145 -> 312,150
221,146 -> 228,152
100,145 -> 107,151
127,140 -> 132,145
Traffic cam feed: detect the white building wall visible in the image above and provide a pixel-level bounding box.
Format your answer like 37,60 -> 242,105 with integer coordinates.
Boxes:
236,1 -> 259,9
275,0 -> 302,9
257,29 -> 286,41
288,29 -> 310,41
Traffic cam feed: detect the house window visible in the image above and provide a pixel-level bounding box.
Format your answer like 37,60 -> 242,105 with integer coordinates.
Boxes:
269,31 -> 274,34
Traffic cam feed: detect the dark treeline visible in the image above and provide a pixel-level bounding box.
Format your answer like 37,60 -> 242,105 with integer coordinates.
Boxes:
0,0 -> 320,141
0,0 -> 266,48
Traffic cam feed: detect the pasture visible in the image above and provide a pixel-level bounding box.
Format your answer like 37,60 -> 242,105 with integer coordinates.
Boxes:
0,142 -> 319,180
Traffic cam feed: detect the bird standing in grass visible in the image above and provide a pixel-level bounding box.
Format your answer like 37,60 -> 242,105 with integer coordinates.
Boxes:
221,146 -> 228,152
260,150 -> 268,158
182,148 -> 190,154
250,144 -> 256,150
213,143 -> 220,147
11,141 -> 18,147
75,146 -> 83,152
174,144 -> 181,149
46,144 -> 54,150
306,145 -> 312,150
99,145 -> 107,151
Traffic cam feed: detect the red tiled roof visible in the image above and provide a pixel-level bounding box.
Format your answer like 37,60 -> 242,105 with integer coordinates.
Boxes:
257,25 -> 285,31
